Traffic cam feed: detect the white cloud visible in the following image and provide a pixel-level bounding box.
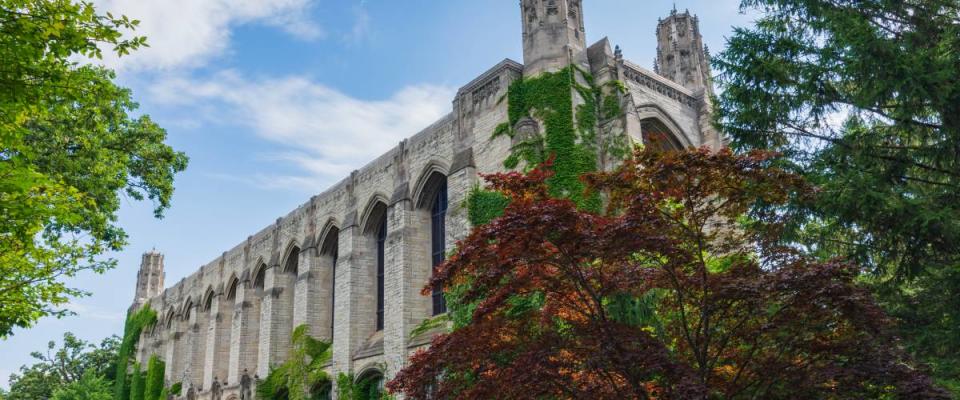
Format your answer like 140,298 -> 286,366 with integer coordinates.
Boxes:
152,71 -> 455,189
92,0 -> 322,71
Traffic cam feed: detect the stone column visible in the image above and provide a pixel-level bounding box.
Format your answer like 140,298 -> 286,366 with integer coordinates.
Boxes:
257,266 -> 294,376
203,294 -> 222,390
331,214 -> 377,378
447,155 -> 479,243
181,305 -> 198,388
192,307 -> 207,389
228,281 -> 259,385
293,248 -> 326,338
164,325 -> 178,383
383,196 -> 431,379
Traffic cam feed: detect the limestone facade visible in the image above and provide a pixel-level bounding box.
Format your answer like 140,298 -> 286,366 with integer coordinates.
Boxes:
129,2 -> 719,399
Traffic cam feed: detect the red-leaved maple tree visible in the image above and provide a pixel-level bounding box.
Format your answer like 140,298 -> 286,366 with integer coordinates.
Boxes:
388,148 -> 948,399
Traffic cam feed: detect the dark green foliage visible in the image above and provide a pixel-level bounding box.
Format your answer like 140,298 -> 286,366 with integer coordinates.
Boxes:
713,0 -> 960,392
143,356 -> 164,400
4,333 -> 120,400
169,382 -> 182,396
113,306 -> 157,400
128,363 -> 145,400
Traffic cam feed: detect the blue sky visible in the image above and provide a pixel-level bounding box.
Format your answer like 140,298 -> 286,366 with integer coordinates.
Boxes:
0,0 -> 757,388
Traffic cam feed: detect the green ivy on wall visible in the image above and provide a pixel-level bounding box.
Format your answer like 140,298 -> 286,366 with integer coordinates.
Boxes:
114,305 -> 157,400
129,362 -> 145,400
466,187 -> 510,227
489,65 -> 626,213
144,355 -> 165,400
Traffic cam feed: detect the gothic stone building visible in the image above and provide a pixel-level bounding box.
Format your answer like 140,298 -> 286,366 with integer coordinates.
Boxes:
129,2 -> 720,399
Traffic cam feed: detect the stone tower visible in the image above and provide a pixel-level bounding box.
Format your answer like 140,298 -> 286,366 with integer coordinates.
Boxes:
655,7 -> 713,96
132,250 -> 165,310
520,0 -> 588,77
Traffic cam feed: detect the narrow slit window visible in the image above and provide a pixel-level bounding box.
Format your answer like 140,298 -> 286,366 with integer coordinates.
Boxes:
431,178 -> 449,315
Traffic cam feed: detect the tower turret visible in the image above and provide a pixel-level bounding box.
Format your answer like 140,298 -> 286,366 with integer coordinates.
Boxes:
132,249 -> 165,309
520,0 -> 588,77
655,7 -> 713,95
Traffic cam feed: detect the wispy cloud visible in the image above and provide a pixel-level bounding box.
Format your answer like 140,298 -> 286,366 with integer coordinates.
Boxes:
63,302 -> 126,322
152,71 -> 455,190
343,4 -> 371,44
92,0 -> 323,71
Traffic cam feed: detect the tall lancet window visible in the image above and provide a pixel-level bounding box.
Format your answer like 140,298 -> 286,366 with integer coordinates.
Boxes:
330,244 -> 338,336
376,214 -> 387,332
431,178 -> 449,315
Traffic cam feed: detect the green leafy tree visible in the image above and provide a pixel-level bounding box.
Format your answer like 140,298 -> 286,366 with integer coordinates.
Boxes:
0,0 -> 189,338
114,306 -> 156,400
51,372 -> 113,400
713,0 -> 960,390
5,332 -> 120,400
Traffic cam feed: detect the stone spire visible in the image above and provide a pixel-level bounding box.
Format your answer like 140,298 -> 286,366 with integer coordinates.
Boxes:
520,0 -> 588,77
132,249 -> 165,309
655,8 -> 713,95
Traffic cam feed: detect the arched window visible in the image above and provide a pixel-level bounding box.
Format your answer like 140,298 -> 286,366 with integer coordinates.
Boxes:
285,246 -> 300,276
226,278 -> 239,301
431,178 -> 449,315
182,299 -> 193,321
320,227 -> 340,338
254,264 -> 266,291
376,214 -> 387,332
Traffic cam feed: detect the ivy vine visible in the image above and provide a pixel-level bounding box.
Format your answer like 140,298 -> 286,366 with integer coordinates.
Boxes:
114,305 -> 157,400
489,65 -> 626,213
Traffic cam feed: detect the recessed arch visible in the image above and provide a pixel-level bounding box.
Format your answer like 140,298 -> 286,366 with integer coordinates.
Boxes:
225,275 -> 240,301
180,297 -> 194,321
355,367 -> 386,399
359,195 -> 390,236
251,261 -> 268,291
165,307 -> 176,329
317,219 -> 340,257
412,162 -> 450,209
202,286 -> 216,312
280,241 -> 302,275
635,104 -> 693,149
